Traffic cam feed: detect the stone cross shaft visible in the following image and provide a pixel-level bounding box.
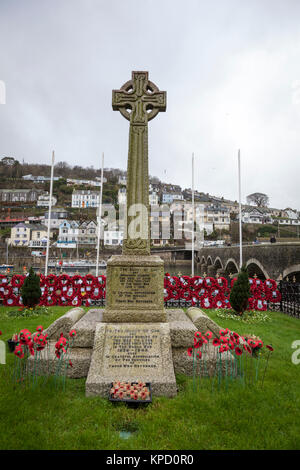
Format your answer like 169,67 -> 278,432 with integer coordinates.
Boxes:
112,71 -> 166,255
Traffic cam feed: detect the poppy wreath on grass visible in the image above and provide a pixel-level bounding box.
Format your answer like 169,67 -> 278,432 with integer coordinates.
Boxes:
164,288 -> 172,302
180,288 -> 193,301
204,277 -> 217,288
71,275 -> 84,288
11,274 -> 24,288
39,274 -> 46,287
213,298 -> 226,309
0,275 -> 9,285
57,296 -> 69,306
89,286 -> 104,300
264,279 -> 277,290
4,295 -> 19,306
57,274 -> 71,288
253,299 -> 268,311
70,294 -> 82,307
267,289 -> 281,303
190,295 -> 200,306
45,274 -> 57,288
210,287 -> 222,298
84,274 -> 95,287
250,279 -> 264,293
200,294 -> 214,309
178,276 -> 191,289
170,288 -> 181,301
190,276 -> 204,289
64,287 -> 78,300
195,287 -> 206,298
0,286 -> 13,298
15,296 -> 23,307
166,276 -> 180,289
44,294 -> 57,307
95,275 -> 106,288
216,277 -> 228,289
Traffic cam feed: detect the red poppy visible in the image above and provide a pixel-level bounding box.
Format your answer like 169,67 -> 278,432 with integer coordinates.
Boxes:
266,345 -> 274,352
69,329 -> 77,337
36,325 -> 43,332
196,350 -> 202,359
219,329 -> 227,336
212,338 -> 220,347
0,330 -> 2,336
194,331 -> 202,339
235,347 -> 243,356
220,344 -> 229,353
204,331 -> 213,339
194,338 -> 203,348
14,345 -> 24,358
187,347 -> 193,357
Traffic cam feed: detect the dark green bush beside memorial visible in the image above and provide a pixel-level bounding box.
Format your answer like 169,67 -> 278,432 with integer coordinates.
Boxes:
230,265 -> 251,315
21,267 -> 41,308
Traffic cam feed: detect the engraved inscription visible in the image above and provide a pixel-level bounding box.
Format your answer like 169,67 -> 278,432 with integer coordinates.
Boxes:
103,325 -> 162,373
109,266 -> 160,308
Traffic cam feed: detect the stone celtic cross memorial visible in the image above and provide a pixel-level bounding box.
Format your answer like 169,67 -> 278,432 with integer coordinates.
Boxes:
41,72 -> 231,399
112,71 -> 166,256
86,71 -> 177,397
104,71 -> 167,324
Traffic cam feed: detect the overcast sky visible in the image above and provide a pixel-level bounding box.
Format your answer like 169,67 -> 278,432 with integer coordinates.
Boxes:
1,0 -> 300,209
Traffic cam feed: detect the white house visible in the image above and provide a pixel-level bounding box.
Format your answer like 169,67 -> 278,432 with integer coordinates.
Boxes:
44,208 -> 69,229
72,190 -> 100,208
9,223 -> 53,247
118,187 -> 127,205
67,178 -> 106,187
37,193 -> 57,207
237,208 -> 273,225
9,223 -> 31,246
149,191 -> 159,206
78,220 -> 97,244
57,220 -> 79,247
118,175 -> 127,185
104,230 -> 123,246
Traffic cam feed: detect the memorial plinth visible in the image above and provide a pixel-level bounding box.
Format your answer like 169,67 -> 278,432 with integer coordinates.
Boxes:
86,322 -> 177,397
103,255 -> 167,323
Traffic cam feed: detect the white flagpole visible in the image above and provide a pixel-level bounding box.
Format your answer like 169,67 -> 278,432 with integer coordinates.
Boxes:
96,152 -> 104,277
45,150 -> 55,276
238,149 -> 242,269
191,153 -> 195,277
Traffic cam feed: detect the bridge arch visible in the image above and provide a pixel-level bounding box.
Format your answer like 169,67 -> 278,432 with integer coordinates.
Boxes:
282,264 -> 300,281
246,258 -> 269,280
207,256 -> 213,266
224,258 -> 239,275
214,257 -> 223,270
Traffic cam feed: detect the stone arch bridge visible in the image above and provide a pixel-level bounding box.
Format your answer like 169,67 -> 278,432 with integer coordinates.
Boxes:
195,242 -> 300,280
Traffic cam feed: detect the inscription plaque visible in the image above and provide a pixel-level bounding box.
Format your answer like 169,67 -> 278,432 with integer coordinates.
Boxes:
86,322 -> 177,397
109,266 -> 160,309
103,324 -> 162,374
104,255 -> 166,321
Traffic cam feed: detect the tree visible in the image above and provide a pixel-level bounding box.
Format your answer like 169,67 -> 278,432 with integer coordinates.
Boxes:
246,192 -> 269,207
229,265 -> 250,315
21,267 -> 41,308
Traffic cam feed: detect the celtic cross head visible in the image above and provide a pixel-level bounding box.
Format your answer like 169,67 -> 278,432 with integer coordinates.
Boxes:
112,71 -> 166,124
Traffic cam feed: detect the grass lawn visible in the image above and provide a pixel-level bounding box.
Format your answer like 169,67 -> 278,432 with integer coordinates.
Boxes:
0,305 -> 300,450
